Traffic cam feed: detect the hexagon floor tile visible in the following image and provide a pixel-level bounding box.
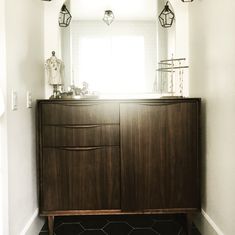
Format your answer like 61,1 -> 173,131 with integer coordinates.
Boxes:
129,228 -> 158,235
79,216 -> 108,229
39,214 -> 201,235
103,222 -> 132,235
55,223 -> 84,235
152,220 -> 182,235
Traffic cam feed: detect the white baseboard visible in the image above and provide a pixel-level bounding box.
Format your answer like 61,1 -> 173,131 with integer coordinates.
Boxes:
19,208 -> 43,235
194,209 -> 224,235
201,209 -> 224,235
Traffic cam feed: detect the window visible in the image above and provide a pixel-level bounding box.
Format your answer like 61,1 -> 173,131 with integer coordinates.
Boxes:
72,21 -> 157,94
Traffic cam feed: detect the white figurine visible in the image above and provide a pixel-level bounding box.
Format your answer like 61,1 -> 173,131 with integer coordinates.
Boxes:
45,51 -> 64,85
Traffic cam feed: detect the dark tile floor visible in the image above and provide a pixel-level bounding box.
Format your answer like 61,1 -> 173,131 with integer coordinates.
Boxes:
39,214 -> 201,235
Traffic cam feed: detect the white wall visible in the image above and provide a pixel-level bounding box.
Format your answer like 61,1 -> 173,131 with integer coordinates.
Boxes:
157,0 -> 189,59
189,1 -> 235,234
156,0 -> 189,96
44,0 -> 65,98
4,0 -> 45,234
171,1 -> 189,59
0,0 -> 8,234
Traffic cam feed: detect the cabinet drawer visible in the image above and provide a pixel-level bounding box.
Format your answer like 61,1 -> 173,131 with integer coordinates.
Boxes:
41,102 -> 119,125
41,146 -> 120,211
42,124 -> 120,147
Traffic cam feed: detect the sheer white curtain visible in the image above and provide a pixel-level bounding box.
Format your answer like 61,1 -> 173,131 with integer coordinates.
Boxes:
72,21 -> 157,94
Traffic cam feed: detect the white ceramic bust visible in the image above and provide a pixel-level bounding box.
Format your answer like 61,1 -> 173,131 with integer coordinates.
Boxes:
45,51 -> 64,85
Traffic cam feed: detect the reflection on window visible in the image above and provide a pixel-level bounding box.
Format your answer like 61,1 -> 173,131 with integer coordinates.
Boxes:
76,36 -> 145,93
72,21 -> 157,94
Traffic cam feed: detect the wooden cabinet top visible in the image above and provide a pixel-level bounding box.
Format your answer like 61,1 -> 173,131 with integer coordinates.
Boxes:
37,98 -> 201,104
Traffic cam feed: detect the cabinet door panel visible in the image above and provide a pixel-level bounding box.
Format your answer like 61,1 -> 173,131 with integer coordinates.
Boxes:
41,147 -> 120,211
120,103 -> 167,211
165,102 -> 199,208
120,101 -> 200,211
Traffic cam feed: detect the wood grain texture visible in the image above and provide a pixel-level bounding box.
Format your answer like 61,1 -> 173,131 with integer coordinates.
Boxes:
48,216 -> 54,235
37,99 -> 200,218
40,208 -> 199,216
42,102 -> 119,125
42,124 -> 119,147
164,102 -> 200,209
120,101 -> 200,211
120,103 -> 167,211
41,147 -> 120,211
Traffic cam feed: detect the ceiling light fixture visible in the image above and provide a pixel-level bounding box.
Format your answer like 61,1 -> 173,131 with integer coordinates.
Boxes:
103,10 -> 114,26
181,0 -> 194,2
58,4 -> 72,27
158,1 -> 175,28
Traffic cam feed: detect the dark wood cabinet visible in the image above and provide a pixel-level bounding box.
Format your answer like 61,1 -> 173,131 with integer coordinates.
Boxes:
42,147 -> 120,211
120,101 -> 200,211
37,98 -> 200,235
120,103 -> 168,211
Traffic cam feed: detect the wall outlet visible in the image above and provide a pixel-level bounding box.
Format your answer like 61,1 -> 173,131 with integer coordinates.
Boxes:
11,90 -> 17,111
27,91 -> 32,108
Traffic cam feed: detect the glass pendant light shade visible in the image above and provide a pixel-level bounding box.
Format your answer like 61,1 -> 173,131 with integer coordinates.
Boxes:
59,4 -> 72,27
103,10 -> 114,26
158,1 -> 175,28
181,0 -> 193,2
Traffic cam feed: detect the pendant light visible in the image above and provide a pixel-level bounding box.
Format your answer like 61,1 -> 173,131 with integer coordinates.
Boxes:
58,4 -> 72,27
181,0 -> 193,2
103,10 -> 115,26
158,1 -> 175,28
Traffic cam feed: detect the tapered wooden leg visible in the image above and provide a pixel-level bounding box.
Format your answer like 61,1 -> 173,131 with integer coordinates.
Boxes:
48,216 -> 54,235
186,213 -> 193,235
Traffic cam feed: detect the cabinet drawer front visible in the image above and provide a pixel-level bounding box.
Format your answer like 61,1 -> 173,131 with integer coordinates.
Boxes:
41,102 -> 119,125
40,146 -> 120,211
42,124 -> 120,147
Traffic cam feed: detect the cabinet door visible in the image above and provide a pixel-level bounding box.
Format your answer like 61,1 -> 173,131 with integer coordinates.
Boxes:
120,101 -> 200,211
41,147 -> 120,211
164,102 -> 200,209
120,103 -> 166,211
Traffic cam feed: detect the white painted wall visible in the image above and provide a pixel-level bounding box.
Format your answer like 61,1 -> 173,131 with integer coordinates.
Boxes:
157,0 -> 189,59
189,1 -> 235,234
170,1 -> 189,59
0,0 -> 9,234
61,0 -> 72,91
157,0 -> 189,96
44,0 -> 65,98
4,0 -> 45,234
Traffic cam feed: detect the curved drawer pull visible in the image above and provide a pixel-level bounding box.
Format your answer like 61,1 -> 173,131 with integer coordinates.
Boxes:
138,102 -> 179,106
62,103 -> 100,107
63,124 -> 101,129
58,146 -> 103,151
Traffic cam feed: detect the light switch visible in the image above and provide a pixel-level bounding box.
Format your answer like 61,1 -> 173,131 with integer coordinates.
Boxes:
12,90 -> 17,111
27,91 -> 32,108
